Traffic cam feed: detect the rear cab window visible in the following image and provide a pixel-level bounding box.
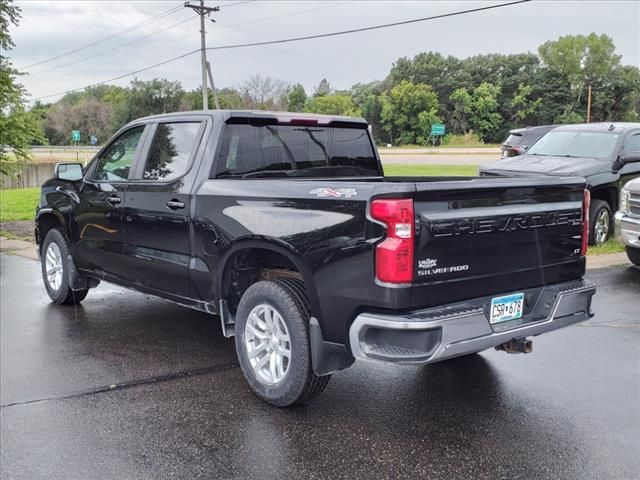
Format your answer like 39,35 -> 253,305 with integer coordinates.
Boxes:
504,133 -> 524,146
214,123 -> 380,178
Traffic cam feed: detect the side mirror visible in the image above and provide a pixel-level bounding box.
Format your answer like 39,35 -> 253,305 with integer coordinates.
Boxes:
54,163 -> 83,181
621,151 -> 640,165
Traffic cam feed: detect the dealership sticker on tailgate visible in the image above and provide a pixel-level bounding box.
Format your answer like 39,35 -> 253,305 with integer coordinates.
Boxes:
490,293 -> 524,324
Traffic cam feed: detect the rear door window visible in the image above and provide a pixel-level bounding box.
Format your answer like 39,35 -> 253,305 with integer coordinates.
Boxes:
216,124 -> 379,177
141,122 -> 202,181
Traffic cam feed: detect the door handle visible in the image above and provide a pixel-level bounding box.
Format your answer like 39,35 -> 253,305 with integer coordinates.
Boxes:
106,195 -> 121,205
166,199 -> 185,210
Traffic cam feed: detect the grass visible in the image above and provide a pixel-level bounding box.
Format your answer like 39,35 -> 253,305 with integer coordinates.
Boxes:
587,238 -> 626,255
0,187 -> 40,222
383,164 -> 478,177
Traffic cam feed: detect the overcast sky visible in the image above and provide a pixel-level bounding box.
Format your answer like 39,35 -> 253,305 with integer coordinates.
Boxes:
7,0 -> 640,103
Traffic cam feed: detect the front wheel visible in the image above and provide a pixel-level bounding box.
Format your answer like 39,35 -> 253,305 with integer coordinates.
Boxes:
626,246 -> 640,266
41,228 -> 88,305
234,279 -> 330,407
589,200 -> 612,246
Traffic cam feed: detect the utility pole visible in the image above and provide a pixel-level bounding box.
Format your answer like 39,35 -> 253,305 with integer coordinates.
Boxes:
184,1 -> 219,110
586,84 -> 592,123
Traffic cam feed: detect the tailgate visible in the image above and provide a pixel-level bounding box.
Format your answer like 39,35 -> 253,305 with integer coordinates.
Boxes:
411,177 -> 586,307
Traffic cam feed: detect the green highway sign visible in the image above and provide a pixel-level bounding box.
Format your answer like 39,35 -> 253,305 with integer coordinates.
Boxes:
431,124 -> 445,136
71,130 -> 81,142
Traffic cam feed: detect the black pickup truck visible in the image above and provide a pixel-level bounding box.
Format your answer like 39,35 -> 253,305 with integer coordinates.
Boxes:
482,123 -> 640,246
36,110 -> 596,406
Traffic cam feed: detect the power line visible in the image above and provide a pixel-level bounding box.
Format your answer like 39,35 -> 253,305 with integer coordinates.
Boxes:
31,1 -> 531,102
18,3 -> 183,69
206,0 -> 531,53
27,15 -> 195,76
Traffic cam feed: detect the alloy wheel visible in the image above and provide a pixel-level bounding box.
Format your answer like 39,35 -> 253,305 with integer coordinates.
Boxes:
45,242 -> 64,291
595,209 -> 610,245
244,303 -> 292,385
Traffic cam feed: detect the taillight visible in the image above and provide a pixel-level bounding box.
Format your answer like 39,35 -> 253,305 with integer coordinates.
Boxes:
581,189 -> 591,256
370,198 -> 414,283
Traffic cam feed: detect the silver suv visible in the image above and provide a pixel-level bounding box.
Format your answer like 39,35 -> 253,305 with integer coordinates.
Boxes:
616,177 -> 640,265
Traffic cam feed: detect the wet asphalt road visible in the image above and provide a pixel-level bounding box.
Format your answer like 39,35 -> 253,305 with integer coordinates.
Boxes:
1,254 -> 638,480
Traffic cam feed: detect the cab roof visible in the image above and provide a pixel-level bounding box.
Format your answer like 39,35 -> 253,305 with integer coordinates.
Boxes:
137,109 -> 368,126
553,122 -> 640,133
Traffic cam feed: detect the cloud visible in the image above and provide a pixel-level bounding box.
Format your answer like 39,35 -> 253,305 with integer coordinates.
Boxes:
8,0 -> 639,102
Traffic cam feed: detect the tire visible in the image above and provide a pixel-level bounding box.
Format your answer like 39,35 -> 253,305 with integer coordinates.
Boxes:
41,228 -> 88,305
626,246 -> 640,266
234,278 -> 330,407
589,199 -> 612,246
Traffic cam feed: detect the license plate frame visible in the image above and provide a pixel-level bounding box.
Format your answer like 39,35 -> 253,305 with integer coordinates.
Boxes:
490,292 -> 524,324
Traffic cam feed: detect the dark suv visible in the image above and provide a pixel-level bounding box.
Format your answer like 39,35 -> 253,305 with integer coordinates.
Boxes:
501,125 -> 556,158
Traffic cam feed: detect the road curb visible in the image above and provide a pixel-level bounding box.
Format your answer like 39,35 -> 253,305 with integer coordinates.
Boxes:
0,237 -> 39,261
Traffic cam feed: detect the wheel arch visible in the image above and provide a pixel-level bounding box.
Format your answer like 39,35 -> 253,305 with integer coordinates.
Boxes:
590,186 -> 617,212
216,238 -> 322,323
35,209 -> 66,250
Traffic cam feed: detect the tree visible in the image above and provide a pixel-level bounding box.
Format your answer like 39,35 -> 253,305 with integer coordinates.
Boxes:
351,82 -> 384,142
305,93 -> 361,117
112,78 -> 185,126
380,81 -> 440,145
449,88 -> 473,134
509,84 -> 541,123
538,33 -> 622,118
470,82 -> 502,142
240,74 -> 288,110
288,83 -> 307,112
0,0 -> 46,175
448,83 -> 502,142
313,78 -> 332,97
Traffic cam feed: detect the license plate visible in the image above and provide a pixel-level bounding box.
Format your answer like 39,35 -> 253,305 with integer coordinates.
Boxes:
490,293 -> 524,324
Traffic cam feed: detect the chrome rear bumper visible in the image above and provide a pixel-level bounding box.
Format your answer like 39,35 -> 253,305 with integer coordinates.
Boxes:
349,280 -> 596,365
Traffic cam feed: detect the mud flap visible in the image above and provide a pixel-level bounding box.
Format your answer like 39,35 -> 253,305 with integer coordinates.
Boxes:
310,317 -> 355,376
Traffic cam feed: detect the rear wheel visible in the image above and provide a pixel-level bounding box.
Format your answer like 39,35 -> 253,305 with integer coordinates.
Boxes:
234,279 -> 330,407
41,228 -> 88,305
589,200 -> 612,246
626,246 -> 640,266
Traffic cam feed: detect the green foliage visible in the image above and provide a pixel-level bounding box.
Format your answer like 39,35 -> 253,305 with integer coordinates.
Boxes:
470,82 -> 502,142
441,132 -> 484,147
112,78 -> 185,126
305,93 -> 361,116
288,83 -> 307,112
538,33 -> 622,119
510,84 -> 541,122
0,0 -> 47,175
448,83 -> 502,142
0,187 -> 40,222
351,81 -> 384,139
380,81 -> 440,145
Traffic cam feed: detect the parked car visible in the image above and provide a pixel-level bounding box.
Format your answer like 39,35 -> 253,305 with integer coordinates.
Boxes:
37,110 -> 596,407
501,125 -> 557,158
616,177 -> 640,265
481,123 -> 640,246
